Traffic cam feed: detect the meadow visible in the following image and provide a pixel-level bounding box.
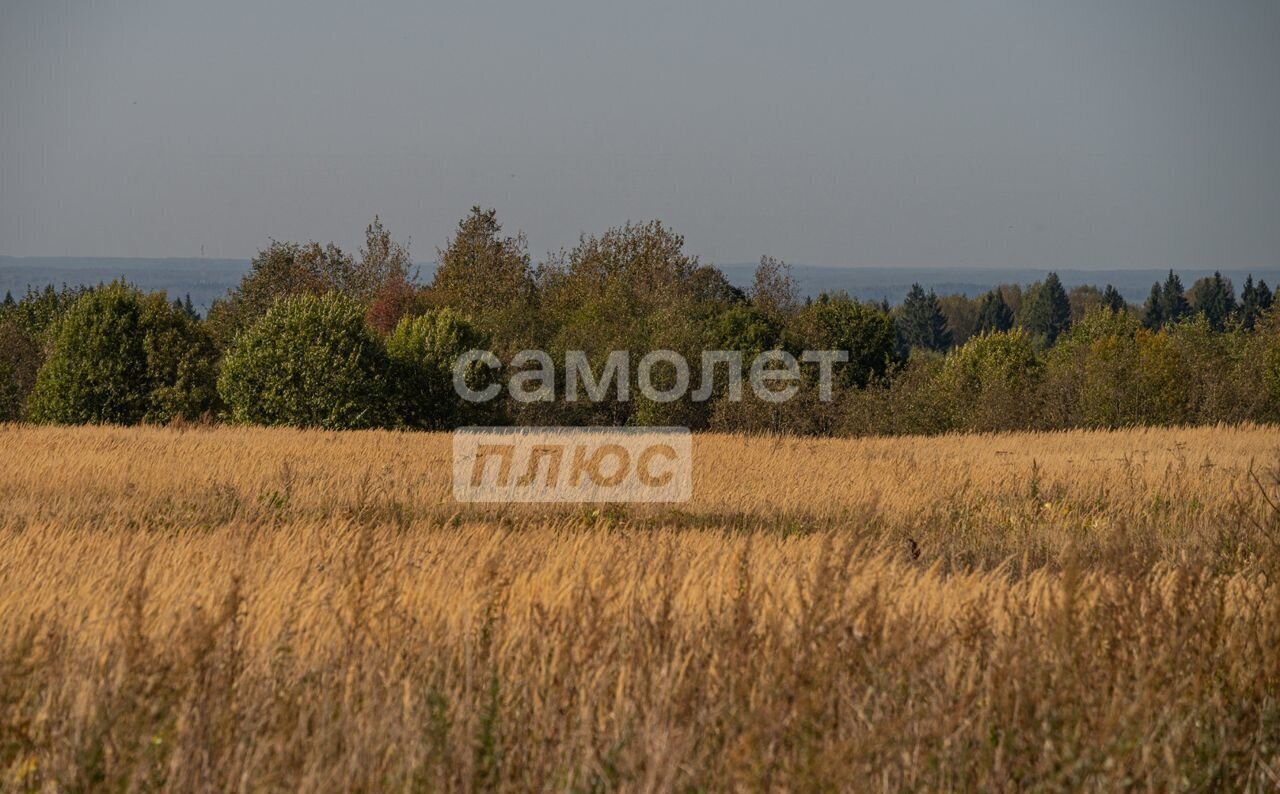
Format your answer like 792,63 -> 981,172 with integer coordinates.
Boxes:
1,423 -> 1278,791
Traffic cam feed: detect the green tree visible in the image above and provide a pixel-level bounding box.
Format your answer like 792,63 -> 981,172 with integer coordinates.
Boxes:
430,207 -> 534,351
897,283 -> 951,352
1160,270 -> 1192,326
1261,317 -> 1280,411
138,293 -> 220,422
28,282 -> 218,425
1068,284 -> 1104,324
974,289 -> 1014,334
1133,329 -> 1194,425
1166,315 -> 1245,423
710,304 -> 781,364
1189,271 -> 1236,331
1141,283 -> 1165,330
357,215 -> 414,299
10,284 -> 92,337
206,240 -> 353,347
1239,275 -> 1274,331
538,220 -> 723,426
217,293 -> 392,429
749,256 -> 800,323
1101,284 -> 1126,314
1043,308 -> 1145,429
172,293 -> 199,321
1023,272 -> 1071,344
937,294 -> 980,346
939,328 -> 1042,431
794,296 -> 898,388
207,220 -> 410,347
386,309 -> 495,429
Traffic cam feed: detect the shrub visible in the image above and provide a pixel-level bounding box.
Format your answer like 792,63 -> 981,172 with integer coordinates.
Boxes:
1260,312 -> 1280,413
1165,316 -> 1246,423
27,282 -> 218,425
938,329 -> 1041,432
1041,308 -> 1141,429
385,310 -> 495,429
218,294 -> 392,429
839,354 -> 951,437
1131,329 -> 1194,426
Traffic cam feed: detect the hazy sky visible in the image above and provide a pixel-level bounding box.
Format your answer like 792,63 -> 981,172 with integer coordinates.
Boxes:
2,0 -> 1278,269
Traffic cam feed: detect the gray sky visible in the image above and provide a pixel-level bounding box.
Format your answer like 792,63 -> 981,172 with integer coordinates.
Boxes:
2,0 -> 1278,269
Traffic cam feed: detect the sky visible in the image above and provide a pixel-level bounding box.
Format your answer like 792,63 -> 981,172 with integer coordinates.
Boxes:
2,0 -> 1279,269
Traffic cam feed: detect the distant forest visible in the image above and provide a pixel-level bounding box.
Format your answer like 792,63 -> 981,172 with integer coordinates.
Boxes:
5,256 -> 1278,315
2,210 -> 1279,435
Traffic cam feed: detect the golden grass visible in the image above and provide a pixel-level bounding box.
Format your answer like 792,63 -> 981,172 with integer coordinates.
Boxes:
1,423 -> 1278,790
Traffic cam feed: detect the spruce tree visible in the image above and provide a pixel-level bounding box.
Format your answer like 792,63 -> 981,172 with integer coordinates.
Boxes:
897,283 -> 952,352
1024,272 -> 1071,344
1240,275 -> 1275,331
975,289 -> 1014,334
1258,279 -> 1274,314
1189,271 -> 1236,331
1,291 -> 14,311
1101,285 -> 1126,313
1141,283 -> 1164,329
1159,270 -> 1191,326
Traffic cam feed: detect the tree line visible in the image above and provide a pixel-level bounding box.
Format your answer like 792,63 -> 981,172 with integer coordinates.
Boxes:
2,209 -> 1278,434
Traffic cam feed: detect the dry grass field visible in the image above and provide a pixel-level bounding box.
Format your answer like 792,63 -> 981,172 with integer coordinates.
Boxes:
1,423 -> 1279,791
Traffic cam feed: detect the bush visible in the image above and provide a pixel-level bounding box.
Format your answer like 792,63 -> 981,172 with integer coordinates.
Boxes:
1041,308 -> 1141,429
1259,312 -> 1280,414
385,309 -> 495,429
27,283 -> 218,425
938,329 -> 1041,432
1165,316 -> 1246,424
218,294 -> 393,429
839,354 -> 951,437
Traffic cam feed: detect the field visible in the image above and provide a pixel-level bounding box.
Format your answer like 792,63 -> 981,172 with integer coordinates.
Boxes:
1,423 -> 1279,791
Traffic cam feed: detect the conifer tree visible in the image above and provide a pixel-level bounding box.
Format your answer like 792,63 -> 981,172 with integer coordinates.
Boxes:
1189,271 -> 1236,331
974,289 -> 1014,334
1023,272 -> 1071,344
1239,275 -> 1275,331
1141,282 -> 1165,329
897,283 -> 952,352
1159,270 -> 1191,326
1101,284 -> 1126,313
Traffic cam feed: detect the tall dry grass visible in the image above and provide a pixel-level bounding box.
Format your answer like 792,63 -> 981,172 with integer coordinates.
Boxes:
1,423 -> 1278,790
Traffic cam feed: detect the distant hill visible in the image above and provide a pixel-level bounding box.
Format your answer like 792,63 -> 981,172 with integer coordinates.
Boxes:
4,257 -> 1278,312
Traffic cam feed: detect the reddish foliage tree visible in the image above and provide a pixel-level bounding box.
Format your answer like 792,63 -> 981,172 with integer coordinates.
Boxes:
365,274 -> 422,336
